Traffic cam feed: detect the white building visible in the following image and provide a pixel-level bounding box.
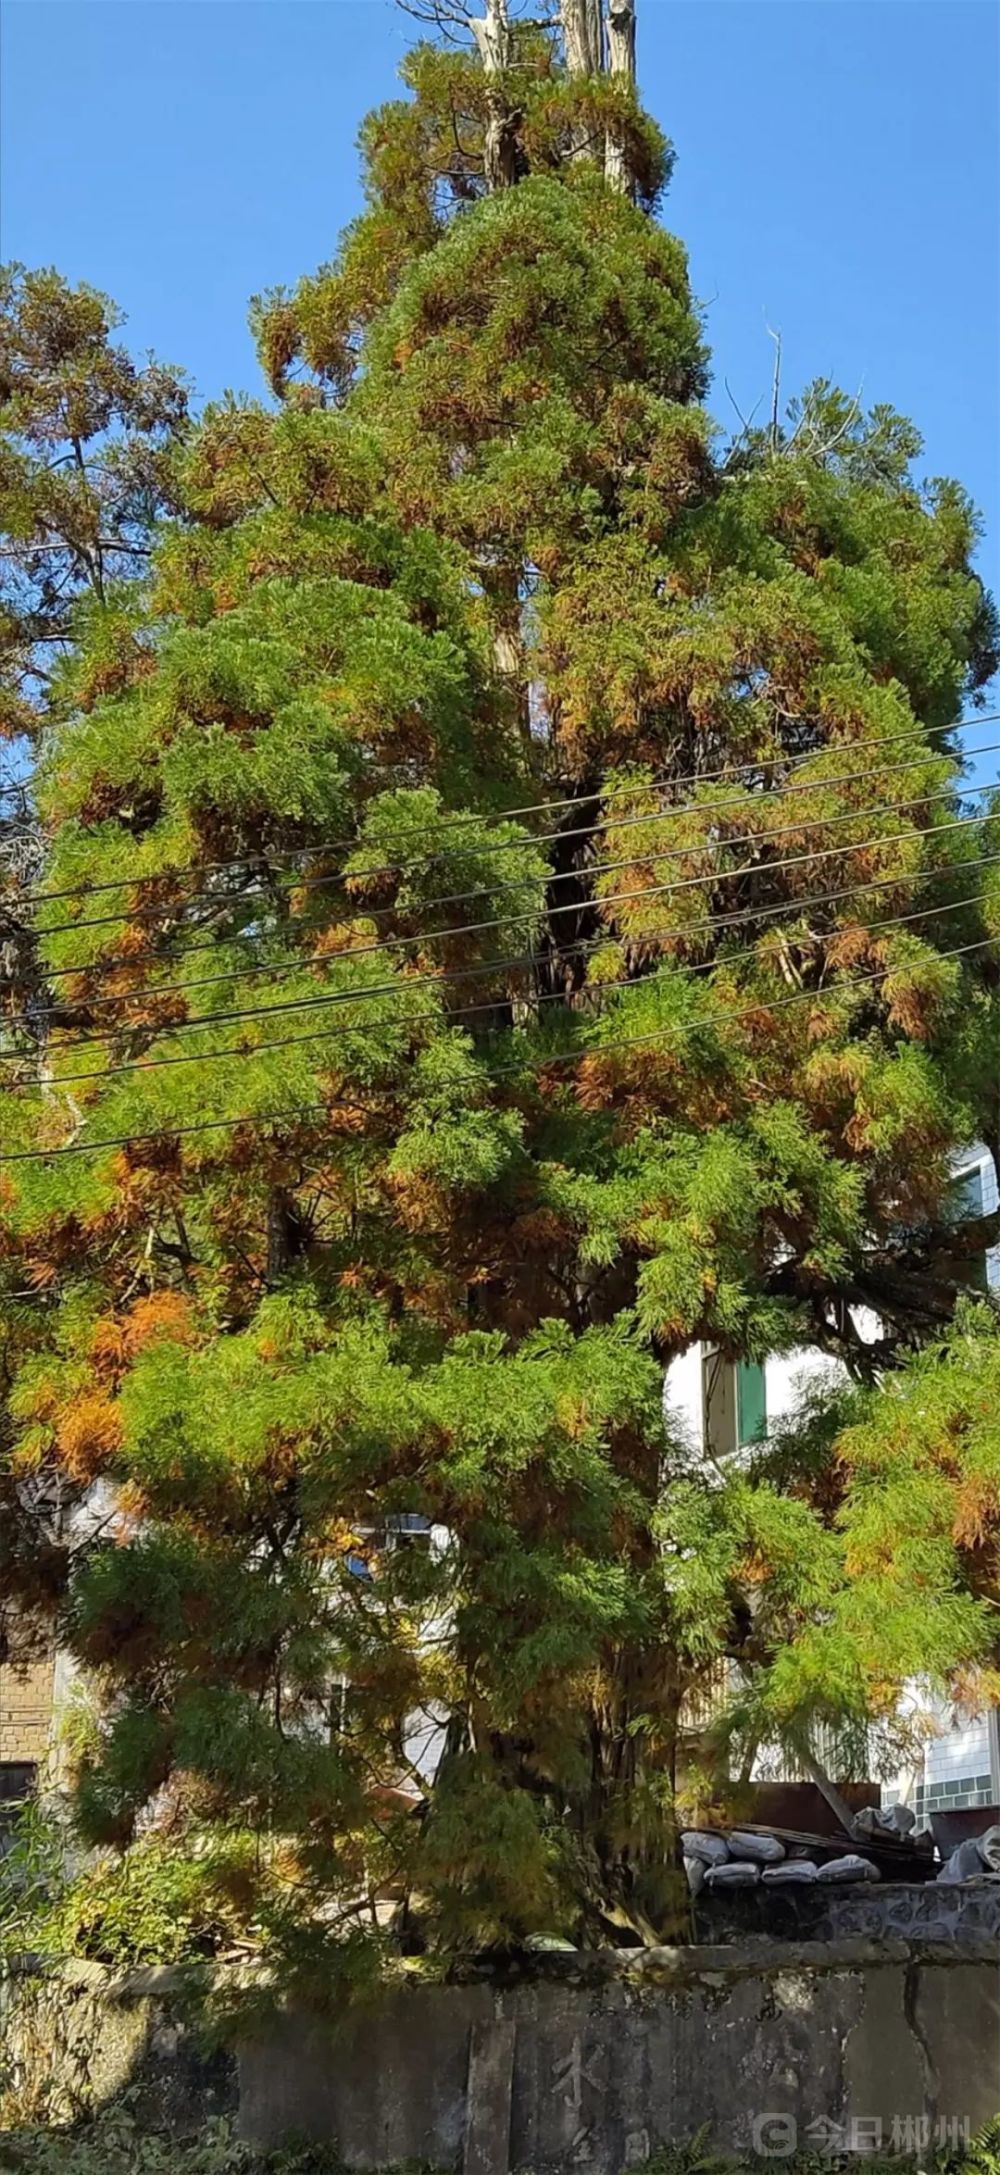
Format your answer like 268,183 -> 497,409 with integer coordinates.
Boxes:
663,1143 -> 1000,1822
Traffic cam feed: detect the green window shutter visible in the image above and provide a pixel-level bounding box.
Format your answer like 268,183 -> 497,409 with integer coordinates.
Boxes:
737,1360 -> 767,1447
702,1349 -> 738,1458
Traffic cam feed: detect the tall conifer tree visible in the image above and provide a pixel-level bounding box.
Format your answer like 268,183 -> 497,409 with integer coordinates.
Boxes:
2,4 -> 999,1976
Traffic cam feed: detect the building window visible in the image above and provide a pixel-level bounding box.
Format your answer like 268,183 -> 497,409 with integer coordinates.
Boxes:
0,1762 -> 35,1803
702,1352 -> 767,1458
0,1762 -> 36,1844
950,1163 -> 989,1291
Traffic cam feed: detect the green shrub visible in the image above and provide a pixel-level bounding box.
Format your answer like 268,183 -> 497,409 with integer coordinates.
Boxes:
1,1826 -> 264,1972
0,2104 -> 440,2174
59,1836 -> 258,1968
0,2111 -> 997,2175
0,1800 -> 68,1956
0,2108 -> 329,2172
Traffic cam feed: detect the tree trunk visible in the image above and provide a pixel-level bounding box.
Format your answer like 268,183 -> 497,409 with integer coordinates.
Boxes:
584,1652 -> 685,1937
561,0 -> 604,77
471,0 -> 520,192
605,0 -> 637,195
561,0 -> 604,163
266,1186 -> 307,1282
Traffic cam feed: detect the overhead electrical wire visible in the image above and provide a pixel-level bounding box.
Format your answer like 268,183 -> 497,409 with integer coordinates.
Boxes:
4,932 -> 995,1167
3,836 -> 999,1069
5,706 -> 1000,841
43,840 -> 1000,1023
7,801 -> 997,1019
18,885 -> 996,1092
19,779 -> 1000,992
13,728 -> 1000,912
4,784 -> 999,1172
15,776 -> 1000,941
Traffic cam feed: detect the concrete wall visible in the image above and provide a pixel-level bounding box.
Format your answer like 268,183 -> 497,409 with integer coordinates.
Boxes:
4,1938 -> 998,2170
239,1943 -> 1000,2171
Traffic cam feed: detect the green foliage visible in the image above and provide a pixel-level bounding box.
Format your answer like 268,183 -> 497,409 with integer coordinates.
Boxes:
0,2110 -> 997,2175
659,1305 -> 1000,1774
417,1755 -> 573,1947
359,172 -> 708,573
40,1833 -> 262,1969
2,4 -> 1000,1994
764,1301 -> 1000,1728
0,1799 -> 69,1955
0,2102 -> 443,2174
0,264 -> 187,744
251,32 -> 671,399
0,1814 -> 264,1973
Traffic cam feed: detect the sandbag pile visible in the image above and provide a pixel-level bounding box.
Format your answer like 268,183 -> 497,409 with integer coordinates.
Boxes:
681,1827 -> 880,1893
852,1802 -> 917,1840
936,1823 -> 1000,1884
814,1851 -> 881,1884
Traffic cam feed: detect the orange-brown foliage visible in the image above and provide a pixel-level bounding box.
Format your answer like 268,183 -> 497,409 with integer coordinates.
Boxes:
56,1390 -> 124,1483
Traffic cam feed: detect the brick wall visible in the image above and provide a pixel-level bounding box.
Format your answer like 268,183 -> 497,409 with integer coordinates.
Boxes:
0,1630 -> 55,1768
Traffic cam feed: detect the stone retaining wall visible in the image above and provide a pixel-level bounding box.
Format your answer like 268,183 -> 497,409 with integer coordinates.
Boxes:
0,1956 -> 236,2133
2,1935 -> 998,2171
696,1876 -> 1000,1946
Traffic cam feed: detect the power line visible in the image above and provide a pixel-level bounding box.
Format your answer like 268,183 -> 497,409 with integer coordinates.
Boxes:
9,802 -> 996,1030
17,776 -> 1000,941
25,784 -> 998,993
5,854 -> 999,1072
30,840 -> 1000,1027
18,885 -> 993,1092
5,933 -> 994,1167
13,727 -> 1000,912
5,706 -> 1000,836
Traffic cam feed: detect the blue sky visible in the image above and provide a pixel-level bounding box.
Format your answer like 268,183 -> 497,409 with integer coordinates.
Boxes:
2,0 -> 998,703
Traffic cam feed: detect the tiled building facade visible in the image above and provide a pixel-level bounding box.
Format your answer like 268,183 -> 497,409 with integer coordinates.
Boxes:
910,1711 -> 1000,1823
